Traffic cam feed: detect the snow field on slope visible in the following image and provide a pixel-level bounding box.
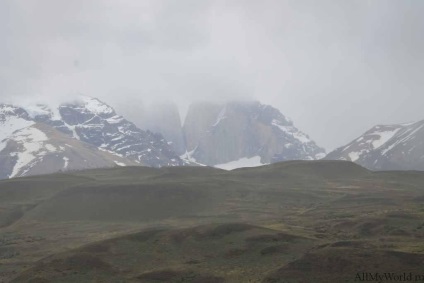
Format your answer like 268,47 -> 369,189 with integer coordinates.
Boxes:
80,96 -> 115,115
0,117 -> 35,152
9,126 -> 60,178
371,129 -> 401,149
214,156 -> 265,170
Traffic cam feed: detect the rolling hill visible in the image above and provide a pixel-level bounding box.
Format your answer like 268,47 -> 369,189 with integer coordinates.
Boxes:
0,160 -> 423,282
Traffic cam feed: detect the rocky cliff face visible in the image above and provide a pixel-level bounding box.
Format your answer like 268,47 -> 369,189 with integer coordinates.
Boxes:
182,101 -> 325,167
325,120 -> 424,170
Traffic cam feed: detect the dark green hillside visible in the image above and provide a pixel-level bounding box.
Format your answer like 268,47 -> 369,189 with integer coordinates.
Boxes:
12,223 -> 316,283
1,160 -> 423,282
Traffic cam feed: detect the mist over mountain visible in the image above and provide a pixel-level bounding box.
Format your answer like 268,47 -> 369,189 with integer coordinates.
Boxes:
1,2 -> 424,282
182,100 -> 325,168
135,102 -> 186,155
115,99 -> 326,168
0,97 -> 327,178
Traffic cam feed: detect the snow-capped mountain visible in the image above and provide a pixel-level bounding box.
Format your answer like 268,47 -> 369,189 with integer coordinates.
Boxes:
325,120 -> 424,170
182,101 -> 325,168
0,104 -> 137,179
0,97 -> 327,177
29,97 -> 185,167
0,96 -> 189,179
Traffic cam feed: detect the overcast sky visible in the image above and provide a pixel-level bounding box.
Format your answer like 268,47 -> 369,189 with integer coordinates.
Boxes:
1,0 -> 423,151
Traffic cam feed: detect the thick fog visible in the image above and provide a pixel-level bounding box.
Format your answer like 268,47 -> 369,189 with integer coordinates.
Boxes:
1,0 -> 423,151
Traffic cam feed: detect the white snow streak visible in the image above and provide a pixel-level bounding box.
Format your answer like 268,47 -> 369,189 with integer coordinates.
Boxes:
271,119 -> 311,144
63,157 -> 69,168
212,107 -> 227,127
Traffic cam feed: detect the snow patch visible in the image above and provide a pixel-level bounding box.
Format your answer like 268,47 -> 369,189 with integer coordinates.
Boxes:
214,156 -> 265,170
0,116 -> 35,152
45,144 -> 57,152
114,161 -> 126,166
106,115 -> 123,124
80,96 -> 115,115
381,123 -> 424,156
371,129 -> 400,149
0,117 -> 35,142
348,151 -> 361,162
315,152 -> 326,160
9,126 -> 49,178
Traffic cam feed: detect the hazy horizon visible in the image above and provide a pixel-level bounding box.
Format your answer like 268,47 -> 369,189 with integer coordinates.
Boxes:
1,0 -> 423,151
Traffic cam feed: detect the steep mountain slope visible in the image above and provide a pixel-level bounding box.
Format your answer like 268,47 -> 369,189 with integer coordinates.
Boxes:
5,97 -> 184,168
325,120 -> 424,170
0,106 -> 137,179
0,97 -> 188,179
33,97 -> 184,167
182,101 -> 325,167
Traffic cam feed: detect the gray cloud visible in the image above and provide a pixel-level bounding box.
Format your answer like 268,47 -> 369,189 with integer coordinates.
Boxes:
0,0 -> 423,151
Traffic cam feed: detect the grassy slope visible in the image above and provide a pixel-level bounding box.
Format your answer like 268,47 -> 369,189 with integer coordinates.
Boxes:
0,160 -> 423,282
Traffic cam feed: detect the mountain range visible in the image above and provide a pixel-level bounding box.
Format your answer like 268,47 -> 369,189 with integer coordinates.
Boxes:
2,95 -> 424,179
0,97 -> 186,179
0,97 -> 326,179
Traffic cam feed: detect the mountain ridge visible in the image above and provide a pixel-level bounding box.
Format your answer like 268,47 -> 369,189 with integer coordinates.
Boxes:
1,97 -> 327,178
325,119 -> 424,170
0,97 -> 187,179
